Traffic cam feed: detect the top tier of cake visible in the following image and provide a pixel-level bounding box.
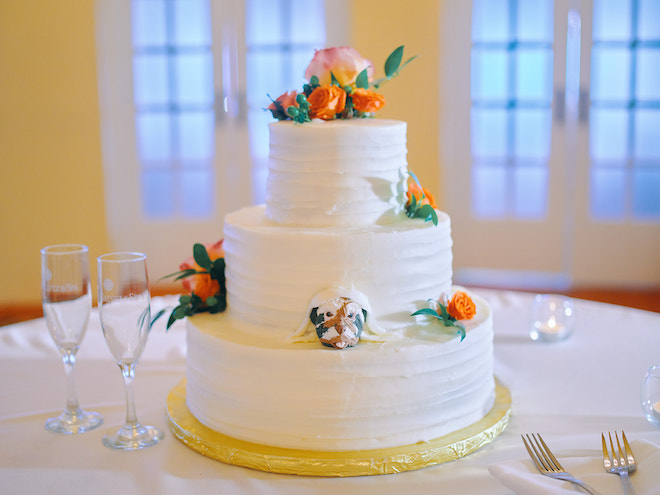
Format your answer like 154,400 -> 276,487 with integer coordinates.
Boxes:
265,119 -> 408,227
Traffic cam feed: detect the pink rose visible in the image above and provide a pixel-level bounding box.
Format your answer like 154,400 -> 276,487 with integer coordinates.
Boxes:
305,47 -> 374,87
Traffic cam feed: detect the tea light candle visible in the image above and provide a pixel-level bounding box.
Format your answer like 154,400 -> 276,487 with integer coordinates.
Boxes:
530,295 -> 575,342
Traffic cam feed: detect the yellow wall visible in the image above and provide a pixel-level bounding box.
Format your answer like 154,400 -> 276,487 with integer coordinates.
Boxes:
350,0 -> 444,208
0,1 -> 111,304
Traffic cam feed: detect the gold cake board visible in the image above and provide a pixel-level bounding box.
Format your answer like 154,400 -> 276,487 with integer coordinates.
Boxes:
167,378 -> 511,477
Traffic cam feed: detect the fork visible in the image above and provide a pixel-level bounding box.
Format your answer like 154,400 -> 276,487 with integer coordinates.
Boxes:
602,431 -> 637,495
522,433 -> 603,495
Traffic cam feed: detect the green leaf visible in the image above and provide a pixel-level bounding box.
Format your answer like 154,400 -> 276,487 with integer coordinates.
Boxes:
193,243 -> 213,270
150,308 -> 167,328
398,55 -> 418,73
416,204 -> 438,226
384,46 -> 404,78
179,294 -> 191,305
206,296 -> 218,307
160,267 -> 198,281
330,72 -> 339,86
355,68 -> 369,89
411,308 -> 440,318
456,324 -> 466,342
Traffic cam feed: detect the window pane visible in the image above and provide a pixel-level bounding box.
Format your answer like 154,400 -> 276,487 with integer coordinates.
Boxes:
514,108 -> 551,159
472,0 -> 510,42
634,109 -> 660,159
173,0 -> 212,46
633,169 -> 660,218
639,0 -> 660,39
290,1 -> 326,43
516,49 -> 553,102
591,168 -> 626,219
471,108 -> 508,157
590,108 -> 629,160
590,47 -> 631,101
517,0 -> 553,42
514,165 -> 547,218
247,51 -> 286,106
174,52 -> 215,105
181,169 -> 214,217
133,54 -> 169,106
132,0 -> 167,47
593,0 -> 632,41
471,49 -> 508,101
177,111 -> 215,162
472,164 -> 507,218
246,0 -> 285,45
636,48 -> 660,101
136,112 -> 172,163
290,48 -> 320,87
142,170 -> 174,217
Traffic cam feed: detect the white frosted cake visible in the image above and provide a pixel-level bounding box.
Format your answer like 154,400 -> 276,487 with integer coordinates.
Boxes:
184,118 -> 496,452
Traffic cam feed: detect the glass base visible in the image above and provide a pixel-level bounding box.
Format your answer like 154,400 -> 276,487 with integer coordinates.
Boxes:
45,409 -> 104,434
103,423 -> 164,450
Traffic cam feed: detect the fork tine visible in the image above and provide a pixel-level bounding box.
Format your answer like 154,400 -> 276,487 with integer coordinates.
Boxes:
522,434 -> 545,472
608,432 -> 620,468
601,433 -> 612,468
536,433 -> 564,472
622,431 -> 636,466
528,434 -> 552,471
614,431 -> 626,467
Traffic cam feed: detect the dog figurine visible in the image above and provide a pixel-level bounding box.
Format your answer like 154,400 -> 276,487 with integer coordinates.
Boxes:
310,296 -> 367,349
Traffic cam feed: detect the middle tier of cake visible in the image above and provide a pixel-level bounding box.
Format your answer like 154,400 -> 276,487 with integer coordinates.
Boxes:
223,205 -> 453,341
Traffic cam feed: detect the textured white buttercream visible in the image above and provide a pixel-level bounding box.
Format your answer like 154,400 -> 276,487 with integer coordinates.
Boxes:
186,292 -> 495,451
184,118 -> 496,453
266,119 -> 408,227
223,205 -> 453,340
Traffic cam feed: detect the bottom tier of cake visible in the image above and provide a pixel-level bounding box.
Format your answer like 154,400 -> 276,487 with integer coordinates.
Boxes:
185,292 -> 495,452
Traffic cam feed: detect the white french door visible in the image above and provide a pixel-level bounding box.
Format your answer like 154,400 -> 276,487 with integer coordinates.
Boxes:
96,0 -> 347,279
442,0 -> 660,289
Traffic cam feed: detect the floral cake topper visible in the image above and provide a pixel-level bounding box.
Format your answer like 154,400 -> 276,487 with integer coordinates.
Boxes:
268,45 -> 416,123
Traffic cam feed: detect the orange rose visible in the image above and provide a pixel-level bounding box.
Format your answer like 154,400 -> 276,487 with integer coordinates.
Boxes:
304,47 -> 374,87
351,88 -> 386,113
406,180 -> 437,209
179,240 -> 224,300
308,85 -> 346,120
447,291 -> 476,321
268,91 -> 299,119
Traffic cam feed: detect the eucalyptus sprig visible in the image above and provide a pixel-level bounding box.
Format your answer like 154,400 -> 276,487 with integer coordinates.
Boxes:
160,243 -> 227,330
411,299 -> 466,341
405,171 -> 438,226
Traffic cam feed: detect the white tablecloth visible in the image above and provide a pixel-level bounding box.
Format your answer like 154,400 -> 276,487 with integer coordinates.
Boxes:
1,289 -> 659,494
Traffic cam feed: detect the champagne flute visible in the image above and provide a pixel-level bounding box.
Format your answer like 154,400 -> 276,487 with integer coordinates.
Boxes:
41,244 -> 104,434
97,252 -> 163,450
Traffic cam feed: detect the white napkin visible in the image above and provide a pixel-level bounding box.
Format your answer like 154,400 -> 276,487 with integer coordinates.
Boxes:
488,439 -> 660,495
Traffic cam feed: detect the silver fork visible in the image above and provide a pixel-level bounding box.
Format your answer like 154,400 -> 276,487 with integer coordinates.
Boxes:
602,431 -> 637,495
522,433 -> 603,495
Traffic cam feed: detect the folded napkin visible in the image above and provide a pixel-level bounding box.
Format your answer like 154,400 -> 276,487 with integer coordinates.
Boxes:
488,439 -> 660,495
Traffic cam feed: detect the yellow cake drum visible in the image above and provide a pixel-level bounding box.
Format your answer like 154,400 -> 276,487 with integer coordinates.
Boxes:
167,378 -> 511,477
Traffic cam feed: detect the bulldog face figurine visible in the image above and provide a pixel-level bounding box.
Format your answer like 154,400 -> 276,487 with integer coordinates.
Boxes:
309,296 -> 367,349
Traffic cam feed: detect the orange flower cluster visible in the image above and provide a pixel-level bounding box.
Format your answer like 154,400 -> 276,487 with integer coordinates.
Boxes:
447,291 -> 476,321
308,85 -> 347,120
179,240 -> 225,301
407,180 -> 437,209
351,88 -> 386,113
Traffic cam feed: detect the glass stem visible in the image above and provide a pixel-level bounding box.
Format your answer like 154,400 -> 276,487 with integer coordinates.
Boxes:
120,362 -> 139,428
62,349 -> 81,415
